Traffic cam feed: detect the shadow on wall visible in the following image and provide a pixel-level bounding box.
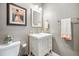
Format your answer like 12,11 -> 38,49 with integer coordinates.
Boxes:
52,36 -> 61,55
52,35 -> 78,56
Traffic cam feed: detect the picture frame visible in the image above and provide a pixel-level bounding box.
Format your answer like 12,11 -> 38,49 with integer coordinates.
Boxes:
31,9 -> 42,27
7,3 -> 27,26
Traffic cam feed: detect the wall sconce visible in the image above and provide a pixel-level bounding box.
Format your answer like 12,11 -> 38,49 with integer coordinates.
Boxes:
39,7 -> 42,11
34,5 -> 42,12
34,5 -> 39,10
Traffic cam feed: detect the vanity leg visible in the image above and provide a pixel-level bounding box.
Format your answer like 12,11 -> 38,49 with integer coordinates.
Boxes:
49,49 -> 52,55
28,36 -> 31,56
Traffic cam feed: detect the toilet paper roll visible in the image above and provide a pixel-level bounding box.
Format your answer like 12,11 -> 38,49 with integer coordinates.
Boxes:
22,43 -> 27,48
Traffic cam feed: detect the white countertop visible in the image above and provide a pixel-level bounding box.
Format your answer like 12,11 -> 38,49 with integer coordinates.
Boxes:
29,33 -> 52,39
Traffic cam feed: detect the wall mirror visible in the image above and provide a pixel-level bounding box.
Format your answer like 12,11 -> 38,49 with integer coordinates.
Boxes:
31,8 -> 42,27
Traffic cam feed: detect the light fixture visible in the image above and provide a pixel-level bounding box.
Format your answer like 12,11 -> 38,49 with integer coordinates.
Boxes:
34,5 -> 39,10
39,7 -> 42,11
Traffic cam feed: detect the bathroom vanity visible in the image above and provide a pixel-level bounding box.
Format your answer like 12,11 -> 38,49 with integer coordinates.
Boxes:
29,33 -> 52,56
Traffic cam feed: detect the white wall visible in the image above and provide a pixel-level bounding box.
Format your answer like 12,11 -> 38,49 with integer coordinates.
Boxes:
43,3 -> 79,56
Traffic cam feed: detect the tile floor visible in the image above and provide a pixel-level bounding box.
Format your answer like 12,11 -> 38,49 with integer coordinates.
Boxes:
30,51 -> 60,56
48,51 -> 60,56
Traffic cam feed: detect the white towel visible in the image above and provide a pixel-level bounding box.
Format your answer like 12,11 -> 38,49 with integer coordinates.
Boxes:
43,20 -> 49,32
61,18 -> 72,40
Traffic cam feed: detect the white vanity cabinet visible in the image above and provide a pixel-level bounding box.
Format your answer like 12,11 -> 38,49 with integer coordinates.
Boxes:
29,33 -> 52,56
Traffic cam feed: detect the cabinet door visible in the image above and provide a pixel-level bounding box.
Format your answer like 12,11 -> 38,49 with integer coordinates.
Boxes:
30,37 -> 38,55
39,37 -> 49,56
49,35 -> 52,51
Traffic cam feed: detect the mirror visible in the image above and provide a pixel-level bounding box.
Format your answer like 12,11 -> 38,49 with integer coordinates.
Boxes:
31,9 -> 42,27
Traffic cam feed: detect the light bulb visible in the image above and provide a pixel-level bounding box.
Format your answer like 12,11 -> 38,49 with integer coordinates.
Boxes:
39,7 -> 42,11
34,5 -> 39,10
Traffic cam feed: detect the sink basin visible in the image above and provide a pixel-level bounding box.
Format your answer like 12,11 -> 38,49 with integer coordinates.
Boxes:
29,33 -> 52,38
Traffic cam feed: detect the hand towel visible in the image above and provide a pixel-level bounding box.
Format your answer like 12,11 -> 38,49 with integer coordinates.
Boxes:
61,18 -> 72,40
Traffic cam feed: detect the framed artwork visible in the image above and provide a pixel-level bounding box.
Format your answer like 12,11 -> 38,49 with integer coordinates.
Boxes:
7,3 -> 27,26
31,9 -> 42,27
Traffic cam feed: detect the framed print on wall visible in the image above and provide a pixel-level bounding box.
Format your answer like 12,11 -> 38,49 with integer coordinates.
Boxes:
7,3 -> 27,26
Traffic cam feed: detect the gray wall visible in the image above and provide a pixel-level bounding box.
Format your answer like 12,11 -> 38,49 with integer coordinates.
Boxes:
43,3 -> 79,56
0,3 -> 42,55
1,3 -> 79,56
